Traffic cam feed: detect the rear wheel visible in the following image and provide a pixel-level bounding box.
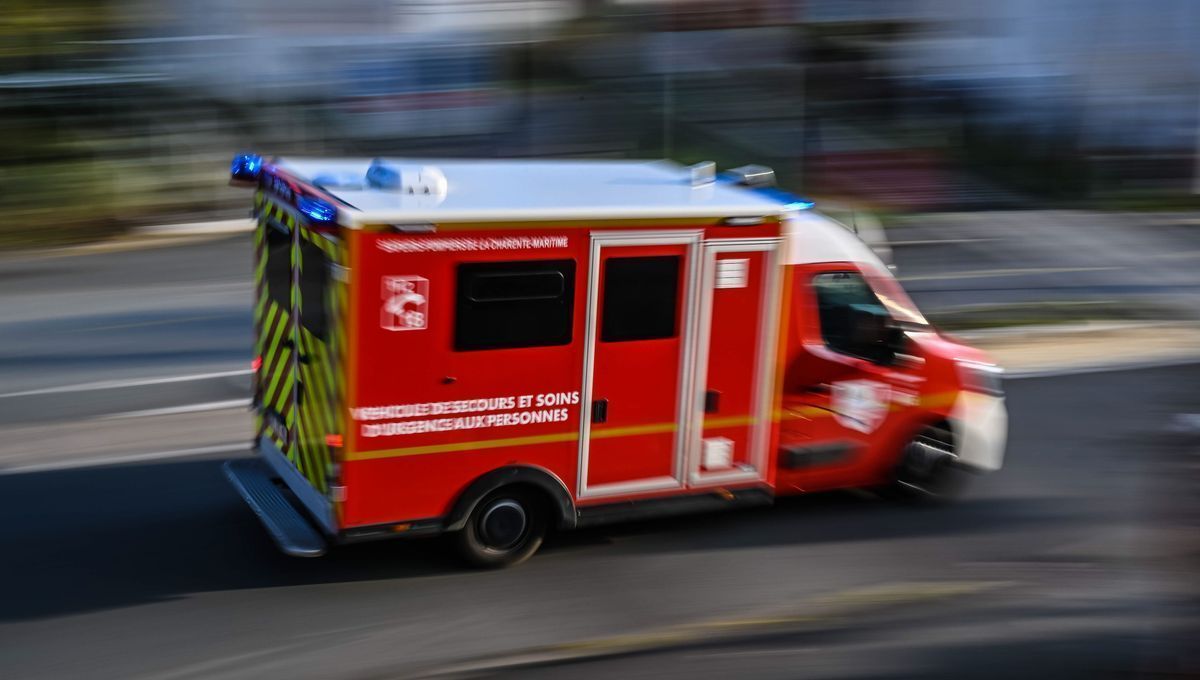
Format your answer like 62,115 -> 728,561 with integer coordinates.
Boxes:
886,424 -> 970,503
455,487 -> 546,568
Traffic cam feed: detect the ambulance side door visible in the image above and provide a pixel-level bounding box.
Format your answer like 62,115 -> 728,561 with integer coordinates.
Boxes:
779,268 -> 922,488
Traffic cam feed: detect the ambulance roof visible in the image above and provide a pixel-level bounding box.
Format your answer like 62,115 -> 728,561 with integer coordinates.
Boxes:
274,158 -> 800,226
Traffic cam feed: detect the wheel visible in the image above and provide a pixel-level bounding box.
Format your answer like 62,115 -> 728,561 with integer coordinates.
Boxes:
885,424 -> 971,503
455,487 -> 546,568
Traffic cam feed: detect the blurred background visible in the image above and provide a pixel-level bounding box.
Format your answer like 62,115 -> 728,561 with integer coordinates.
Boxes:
1,2 -> 1199,679
4,0 -> 1200,242
5,0 -> 1200,324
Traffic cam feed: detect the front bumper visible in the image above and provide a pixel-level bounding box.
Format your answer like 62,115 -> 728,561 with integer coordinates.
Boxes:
950,391 -> 1007,472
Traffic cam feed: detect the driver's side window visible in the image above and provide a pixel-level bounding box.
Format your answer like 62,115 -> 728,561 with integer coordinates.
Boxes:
812,271 -> 893,363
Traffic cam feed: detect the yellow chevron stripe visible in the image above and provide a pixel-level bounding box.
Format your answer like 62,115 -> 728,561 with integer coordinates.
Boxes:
299,331 -> 335,435
294,391 -> 320,488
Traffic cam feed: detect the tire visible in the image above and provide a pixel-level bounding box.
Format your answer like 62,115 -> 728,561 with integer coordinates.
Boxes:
455,487 -> 547,568
885,424 -> 971,503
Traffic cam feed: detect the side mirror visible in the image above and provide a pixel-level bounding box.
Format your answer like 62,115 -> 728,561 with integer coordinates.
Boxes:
884,323 -> 908,364
849,306 -> 903,365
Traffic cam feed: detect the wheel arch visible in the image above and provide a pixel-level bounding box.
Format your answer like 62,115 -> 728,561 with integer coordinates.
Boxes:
445,465 -> 577,532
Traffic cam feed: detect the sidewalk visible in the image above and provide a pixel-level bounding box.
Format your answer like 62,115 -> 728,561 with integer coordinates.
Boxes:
961,321 -> 1200,376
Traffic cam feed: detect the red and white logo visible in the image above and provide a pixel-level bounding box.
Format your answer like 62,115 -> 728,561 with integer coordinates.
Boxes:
381,276 -> 429,331
832,379 -> 891,433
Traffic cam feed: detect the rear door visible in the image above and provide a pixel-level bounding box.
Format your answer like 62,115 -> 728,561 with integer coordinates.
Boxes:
293,228 -> 345,495
254,200 -> 298,465
254,197 -> 344,495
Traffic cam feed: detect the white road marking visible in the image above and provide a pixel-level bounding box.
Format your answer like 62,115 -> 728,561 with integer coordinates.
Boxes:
0,368 -> 251,399
899,265 -> 1123,282
689,646 -> 821,659
889,237 -> 1000,246
103,398 -> 252,419
0,443 -> 248,475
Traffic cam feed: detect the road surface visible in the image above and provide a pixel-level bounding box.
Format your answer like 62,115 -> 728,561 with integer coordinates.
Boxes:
0,235 -> 251,425
0,366 -> 1196,679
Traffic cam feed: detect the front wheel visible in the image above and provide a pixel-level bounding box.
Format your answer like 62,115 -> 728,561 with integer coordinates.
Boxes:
455,488 -> 546,568
885,424 -> 971,503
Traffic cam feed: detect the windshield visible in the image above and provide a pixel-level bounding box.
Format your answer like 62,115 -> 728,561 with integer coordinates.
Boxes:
863,264 -> 931,329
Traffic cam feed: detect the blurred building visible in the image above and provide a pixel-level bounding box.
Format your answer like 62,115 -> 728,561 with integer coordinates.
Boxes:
802,0 -> 1200,192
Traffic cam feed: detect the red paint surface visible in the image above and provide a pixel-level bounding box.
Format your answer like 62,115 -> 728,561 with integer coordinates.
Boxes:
288,214 -> 990,531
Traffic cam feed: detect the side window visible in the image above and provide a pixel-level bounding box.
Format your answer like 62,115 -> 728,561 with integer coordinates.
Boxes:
299,239 -> 330,339
455,259 -> 575,351
600,255 -> 680,342
812,271 -> 893,362
265,225 -> 291,311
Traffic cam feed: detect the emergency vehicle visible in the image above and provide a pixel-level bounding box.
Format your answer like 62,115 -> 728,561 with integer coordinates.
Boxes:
224,154 -> 1007,567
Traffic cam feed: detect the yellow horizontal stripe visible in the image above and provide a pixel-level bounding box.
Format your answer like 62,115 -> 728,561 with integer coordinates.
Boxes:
704,414 -> 756,428
343,389 -> 968,463
347,430 -> 579,461
773,390 -> 963,423
591,421 -> 676,439
347,417 -> 693,462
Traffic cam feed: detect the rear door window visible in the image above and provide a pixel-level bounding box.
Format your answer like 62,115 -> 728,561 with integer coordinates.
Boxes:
299,239 -> 331,339
265,225 -> 292,311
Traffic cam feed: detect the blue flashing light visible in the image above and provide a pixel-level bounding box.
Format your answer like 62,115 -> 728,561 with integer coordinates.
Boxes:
230,153 -> 263,182
298,196 -> 337,225
716,172 -> 814,211
366,159 -> 401,190
751,185 -> 815,211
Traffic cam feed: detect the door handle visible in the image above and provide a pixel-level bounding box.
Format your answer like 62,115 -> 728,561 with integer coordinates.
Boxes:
591,398 -> 609,424
805,383 -> 831,395
704,390 -> 720,414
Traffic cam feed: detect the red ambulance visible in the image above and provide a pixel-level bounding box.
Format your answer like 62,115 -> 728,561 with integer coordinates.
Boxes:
225,155 -> 1006,567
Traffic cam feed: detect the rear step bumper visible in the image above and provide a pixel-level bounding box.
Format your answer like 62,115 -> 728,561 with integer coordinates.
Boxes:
224,458 -> 328,557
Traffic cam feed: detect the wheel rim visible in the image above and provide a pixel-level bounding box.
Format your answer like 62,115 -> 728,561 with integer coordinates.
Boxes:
479,499 -> 527,551
898,429 -> 957,496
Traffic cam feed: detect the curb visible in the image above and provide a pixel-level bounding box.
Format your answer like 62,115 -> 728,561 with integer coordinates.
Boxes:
134,218 -> 254,236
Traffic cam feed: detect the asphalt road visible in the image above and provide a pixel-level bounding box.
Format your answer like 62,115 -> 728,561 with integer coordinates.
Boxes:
1,366 -> 1196,679
0,235 -> 252,424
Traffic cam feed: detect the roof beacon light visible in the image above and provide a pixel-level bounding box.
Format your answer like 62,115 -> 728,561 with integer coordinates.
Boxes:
366,158 -> 401,190
402,166 -> 448,197
230,153 -> 263,184
724,164 -> 776,188
298,196 -> 337,225
689,161 -> 716,186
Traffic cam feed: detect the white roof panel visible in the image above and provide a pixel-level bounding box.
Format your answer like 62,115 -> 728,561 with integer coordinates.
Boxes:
274,157 -> 791,226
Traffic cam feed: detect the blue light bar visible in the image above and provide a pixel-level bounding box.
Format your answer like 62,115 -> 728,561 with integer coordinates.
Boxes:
366,159 -> 401,190
230,153 -> 263,183
716,171 -> 814,211
750,185 -> 815,211
298,196 -> 337,225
